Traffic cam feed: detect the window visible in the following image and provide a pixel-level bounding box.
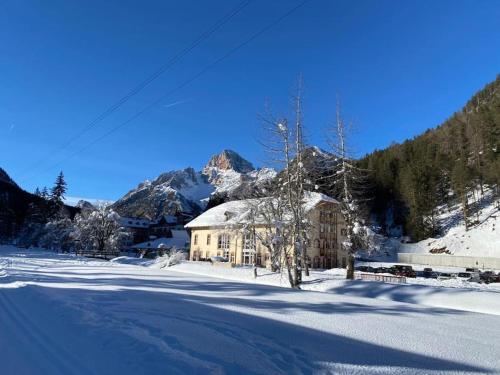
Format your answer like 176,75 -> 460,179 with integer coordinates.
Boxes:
243,233 -> 255,265
243,252 -> 254,265
194,234 -> 198,245
315,239 -> 320,249
230,252 -> 235,263
243,233 -> 255,251
206,234 -> 211,246
320,224 -> 325,233
217,234 -> 230,249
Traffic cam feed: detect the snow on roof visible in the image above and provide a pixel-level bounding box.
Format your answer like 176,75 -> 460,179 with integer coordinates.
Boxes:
150,215 -> 178,225
185,192 -> 338,229
119,217 -> 152,228
132,230 -> 190,249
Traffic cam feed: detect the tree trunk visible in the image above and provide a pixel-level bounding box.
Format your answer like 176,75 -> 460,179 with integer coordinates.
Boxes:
302,245 -> 309,277
462,191 -> 469,231
346,253 -> 355,280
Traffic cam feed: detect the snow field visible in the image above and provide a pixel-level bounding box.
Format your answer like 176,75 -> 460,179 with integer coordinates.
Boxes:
1,246 -> 500,374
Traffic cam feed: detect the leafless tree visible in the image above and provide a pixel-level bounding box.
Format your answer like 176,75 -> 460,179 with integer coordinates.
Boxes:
255,79 -> 311,288
320,100 -> 371,279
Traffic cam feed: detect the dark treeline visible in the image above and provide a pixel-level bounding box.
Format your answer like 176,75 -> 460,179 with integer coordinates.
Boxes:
360,75 -> 500,240
0,171 -> 78,242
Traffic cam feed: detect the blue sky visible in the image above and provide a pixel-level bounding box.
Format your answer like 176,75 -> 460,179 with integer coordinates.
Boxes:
1,0 -> 499,201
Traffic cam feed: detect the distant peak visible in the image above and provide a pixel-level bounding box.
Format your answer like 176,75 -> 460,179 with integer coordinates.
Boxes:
203,150 -> 254,174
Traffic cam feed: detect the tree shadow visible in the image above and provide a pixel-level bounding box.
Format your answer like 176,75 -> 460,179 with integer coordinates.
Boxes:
1,253 -> 498,373
324,279 -> 500,307
5,268 -> 469,317
1,284 -> 494,375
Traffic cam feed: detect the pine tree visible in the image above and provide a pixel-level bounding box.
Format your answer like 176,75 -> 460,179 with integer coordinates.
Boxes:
49,172 -> 67,219
51,172 -> 67,203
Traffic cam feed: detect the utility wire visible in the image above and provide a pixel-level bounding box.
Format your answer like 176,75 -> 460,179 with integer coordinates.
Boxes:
20,0 -> 252,179
22,0 -> 311,182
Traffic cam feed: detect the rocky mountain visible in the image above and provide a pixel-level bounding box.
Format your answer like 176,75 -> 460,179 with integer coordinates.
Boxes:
76,200 -> 96,213
112,150 -> 277,219
203,149 -> 254,175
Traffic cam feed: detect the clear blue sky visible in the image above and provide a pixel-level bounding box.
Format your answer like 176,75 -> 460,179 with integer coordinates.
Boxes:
1,0 -> 499,201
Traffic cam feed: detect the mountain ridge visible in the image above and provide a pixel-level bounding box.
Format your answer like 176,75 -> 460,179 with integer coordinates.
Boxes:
112,150 -> 276,219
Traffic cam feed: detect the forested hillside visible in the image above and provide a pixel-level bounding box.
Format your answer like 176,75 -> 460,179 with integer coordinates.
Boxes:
361,75 -> 500,240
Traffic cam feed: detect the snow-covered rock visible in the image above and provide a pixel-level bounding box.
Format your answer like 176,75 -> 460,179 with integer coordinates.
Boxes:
112,150 -> 276,219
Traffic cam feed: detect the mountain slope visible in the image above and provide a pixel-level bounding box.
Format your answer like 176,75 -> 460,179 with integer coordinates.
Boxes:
0,168 -> 42,238
112,150 -> 276,219
112,167 -> 212,218
360,74 -> 500,240
399,188 -> 500,258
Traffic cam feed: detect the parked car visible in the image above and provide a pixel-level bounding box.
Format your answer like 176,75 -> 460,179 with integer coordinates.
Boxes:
390,265 -> 416,278
374,267 -> 392,274
437,272 -> 453,281
456,272 -> 472,281
422,267 -> 434,278
465,267 -> 480,273
480,271 -> 497,284
210,256 -> 228,263
355,265 -> 370,272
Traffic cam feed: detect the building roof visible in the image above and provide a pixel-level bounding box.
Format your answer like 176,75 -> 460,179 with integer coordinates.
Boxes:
151,215 -> 178,225
185,192 -> 338,229
119,217 -> 152,229
132,230 -> 190,249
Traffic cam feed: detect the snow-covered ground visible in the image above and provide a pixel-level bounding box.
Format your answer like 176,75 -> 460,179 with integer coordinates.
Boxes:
2,246 -> 500,374
400,190 -> 499,258
119,259 -> 500,316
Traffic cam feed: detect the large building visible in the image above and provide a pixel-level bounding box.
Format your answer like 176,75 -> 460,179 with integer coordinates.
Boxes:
185,192 -> 348,269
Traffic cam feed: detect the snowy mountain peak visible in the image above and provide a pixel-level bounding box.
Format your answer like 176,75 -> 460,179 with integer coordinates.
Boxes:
203,150 -> 254,174
112,150 -> 276,219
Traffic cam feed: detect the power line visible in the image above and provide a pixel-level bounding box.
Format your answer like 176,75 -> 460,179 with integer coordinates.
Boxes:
20,0 -> 252,179
22,0 -> 312,182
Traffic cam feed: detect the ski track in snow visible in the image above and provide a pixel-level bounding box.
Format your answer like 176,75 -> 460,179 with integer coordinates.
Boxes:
1,247 -> 500,374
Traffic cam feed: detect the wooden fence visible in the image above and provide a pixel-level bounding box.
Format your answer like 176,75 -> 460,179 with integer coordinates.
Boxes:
356,273 -> 407,284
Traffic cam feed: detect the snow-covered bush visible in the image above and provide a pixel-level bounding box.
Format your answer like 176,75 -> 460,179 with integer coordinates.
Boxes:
17,222 -> 46,248
152,248 -> 186,269
39,218 -> 75,252
73,206 -> 129,254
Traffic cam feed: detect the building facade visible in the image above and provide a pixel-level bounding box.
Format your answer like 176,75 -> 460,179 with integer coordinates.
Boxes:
185,192 -> 348,269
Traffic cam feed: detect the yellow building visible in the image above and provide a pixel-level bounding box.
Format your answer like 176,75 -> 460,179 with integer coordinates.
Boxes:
185,192 -> 348,269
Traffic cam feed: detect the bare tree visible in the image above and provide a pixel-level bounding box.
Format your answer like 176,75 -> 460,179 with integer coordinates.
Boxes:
255,79 -> 311,288
242,197 -> 292,277
321,100 -> 371,279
